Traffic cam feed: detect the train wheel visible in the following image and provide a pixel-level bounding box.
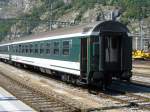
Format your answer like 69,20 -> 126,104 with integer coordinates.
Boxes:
61,74 -> 69,83
120,71 -> 132,82
127,78 -> 131,82
89,72 -> 104,90
104,74 -> 112,89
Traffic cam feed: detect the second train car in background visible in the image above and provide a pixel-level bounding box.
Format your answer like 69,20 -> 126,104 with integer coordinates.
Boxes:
0,21 -> 132,88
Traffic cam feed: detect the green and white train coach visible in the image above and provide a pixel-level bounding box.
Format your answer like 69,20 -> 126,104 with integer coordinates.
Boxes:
0,21 -> 132,87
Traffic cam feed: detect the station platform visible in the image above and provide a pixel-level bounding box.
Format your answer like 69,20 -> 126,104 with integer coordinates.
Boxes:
0,87 -> 35,112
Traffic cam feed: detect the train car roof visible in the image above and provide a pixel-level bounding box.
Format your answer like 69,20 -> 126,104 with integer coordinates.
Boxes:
0,21 -> 129,46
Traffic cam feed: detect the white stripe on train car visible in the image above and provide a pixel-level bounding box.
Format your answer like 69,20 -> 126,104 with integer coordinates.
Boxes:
0,54 -> 9,60
11,55 -> 80,76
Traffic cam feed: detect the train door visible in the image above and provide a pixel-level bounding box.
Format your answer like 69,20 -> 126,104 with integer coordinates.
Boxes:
81,38 -> 87,77
91,37 -> 99,71
103,34 -> 121,71
8,45 -> 11,61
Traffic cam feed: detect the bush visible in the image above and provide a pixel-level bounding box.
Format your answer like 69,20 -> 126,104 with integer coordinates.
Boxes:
0,20 -> 15,41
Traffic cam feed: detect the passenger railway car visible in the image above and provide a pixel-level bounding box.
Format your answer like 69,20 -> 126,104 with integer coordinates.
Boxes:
0,21 -> 132,88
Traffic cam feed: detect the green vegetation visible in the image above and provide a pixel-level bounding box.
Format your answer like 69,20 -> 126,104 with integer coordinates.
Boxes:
109,0 -> 150,19
70,0 -> 150,19
0,20 -> 15,41
52,0 -> 150,21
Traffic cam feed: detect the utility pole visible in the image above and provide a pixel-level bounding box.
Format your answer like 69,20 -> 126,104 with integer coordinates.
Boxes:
140,20 -> 144,50
48,0 -> 53,31
135,37 -> 138,50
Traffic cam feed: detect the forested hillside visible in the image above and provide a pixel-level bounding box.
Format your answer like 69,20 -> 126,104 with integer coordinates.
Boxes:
65,0 -> 150,19
0,0 -> 149,41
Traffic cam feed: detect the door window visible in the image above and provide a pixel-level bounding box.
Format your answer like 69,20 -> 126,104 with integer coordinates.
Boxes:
105,36 -> 119,63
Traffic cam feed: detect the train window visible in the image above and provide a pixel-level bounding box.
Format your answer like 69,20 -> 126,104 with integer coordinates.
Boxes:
16,45 -> 18,53
11,46 -> 13,52
6,46 -> 8,52
7,46 -> 8,52
29,44 -> 33,53
4,46 -> 5,52
35,44 -> 38,54
46,43 -> 51,54
13,45 -> 16,53
19,45 -> 21,53
22,45 -> 25,53
5,46 -> 7,52
1,47 -> 3,52
12,45 -> 14,53
4,46 -> 6,52
25,45 -> 29,53
53,41 -> 59,55
3,47 -> 4,52
17,45 -> 19,53
40,43 -> 44,54
62,40 -> 70,56
0,47 -> 1,52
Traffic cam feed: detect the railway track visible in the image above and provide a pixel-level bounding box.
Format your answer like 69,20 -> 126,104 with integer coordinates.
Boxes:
99,89 -> 150,111
133,72 -> 150,78
131,80 -> 150,88
132,73 -> 150,84
0,62 -> 150,111
131,75 -> 150,87
133,66 -> 150,70
105,80 -> 150,111
133,60 -> 150,65
87,79 -> 150,111
0,72 -> 81,112
37,73 -> 150,111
